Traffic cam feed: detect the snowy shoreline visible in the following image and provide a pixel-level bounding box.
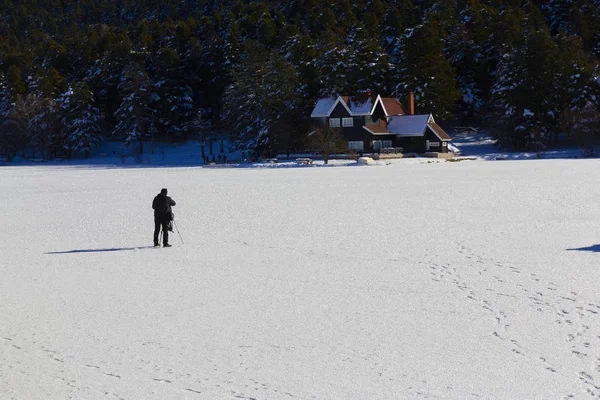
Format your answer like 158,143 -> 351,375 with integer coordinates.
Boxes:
1,131 -> 594,169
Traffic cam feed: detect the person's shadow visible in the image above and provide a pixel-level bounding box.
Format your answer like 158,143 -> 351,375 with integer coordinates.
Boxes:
567,244 -> 600,253
46,246 -> 155,254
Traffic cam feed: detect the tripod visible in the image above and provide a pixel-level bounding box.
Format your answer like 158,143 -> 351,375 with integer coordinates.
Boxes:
173,220 -> 184,244
157,220 -> 184,246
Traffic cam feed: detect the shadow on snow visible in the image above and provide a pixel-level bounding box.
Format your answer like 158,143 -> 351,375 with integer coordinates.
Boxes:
567,244 -> 600,253
46,246 -> 156,254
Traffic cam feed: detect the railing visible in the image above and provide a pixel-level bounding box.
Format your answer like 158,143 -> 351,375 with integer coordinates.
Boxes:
380,147 -> 404,154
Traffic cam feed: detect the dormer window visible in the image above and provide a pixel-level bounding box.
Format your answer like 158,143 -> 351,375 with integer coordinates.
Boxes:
342,117 -> 354,127
329,118 -> 341,128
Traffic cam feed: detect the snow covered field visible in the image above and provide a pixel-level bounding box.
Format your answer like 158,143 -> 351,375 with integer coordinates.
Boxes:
1,156 -> 599,399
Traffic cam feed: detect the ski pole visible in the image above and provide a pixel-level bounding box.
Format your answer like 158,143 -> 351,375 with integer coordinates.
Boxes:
173,220 -> 184,244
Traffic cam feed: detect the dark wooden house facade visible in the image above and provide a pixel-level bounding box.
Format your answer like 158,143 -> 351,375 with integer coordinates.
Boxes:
310,93 -> 451,154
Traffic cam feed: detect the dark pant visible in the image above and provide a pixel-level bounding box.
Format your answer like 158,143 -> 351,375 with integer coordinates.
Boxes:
154,218 -> 169,245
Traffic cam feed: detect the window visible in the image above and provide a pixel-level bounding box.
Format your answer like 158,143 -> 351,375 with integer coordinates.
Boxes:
382,140 -> 393,148
342,117 -> 354,127
442,142 -> 447,147
329,118 -> 340,128
348,141 -> 364,151
429,142 -> 440,147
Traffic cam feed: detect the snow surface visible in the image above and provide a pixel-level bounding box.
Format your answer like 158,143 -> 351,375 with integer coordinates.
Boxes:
450,130 -> 585,161
1,151 -> 600,399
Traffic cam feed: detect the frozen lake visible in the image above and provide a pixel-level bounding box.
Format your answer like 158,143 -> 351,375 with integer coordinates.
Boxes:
1,158 -> 599,399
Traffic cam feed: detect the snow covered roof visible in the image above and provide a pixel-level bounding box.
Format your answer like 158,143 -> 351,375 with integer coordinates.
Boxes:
312,92 -> 414,119
387,114 -> 431,137
310,97 -> 338,117
363,114 -> 451,141
311,94 -> 381,117
344,94 -> 378,115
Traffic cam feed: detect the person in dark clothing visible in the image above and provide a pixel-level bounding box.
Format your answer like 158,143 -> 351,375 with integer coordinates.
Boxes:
152,188 -> 176,247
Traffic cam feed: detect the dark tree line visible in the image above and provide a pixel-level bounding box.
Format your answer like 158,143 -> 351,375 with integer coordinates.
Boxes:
1,0 -> 600,160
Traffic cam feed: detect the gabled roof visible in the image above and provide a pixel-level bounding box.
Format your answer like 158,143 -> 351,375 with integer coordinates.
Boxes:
380,98 -> 406,116
428,122 -> 451,141
310,96 -> 354,117
365,115 -> 452,141
311,93 -> 382,117
343,93 -> 378,115
311,97 -> 337,117
387,114 -> 430,136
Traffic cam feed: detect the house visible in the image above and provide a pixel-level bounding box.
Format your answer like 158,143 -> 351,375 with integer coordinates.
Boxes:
310,92 -> 451,155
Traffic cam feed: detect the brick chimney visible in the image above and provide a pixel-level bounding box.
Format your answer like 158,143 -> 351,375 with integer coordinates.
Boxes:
408,91 -> 415,115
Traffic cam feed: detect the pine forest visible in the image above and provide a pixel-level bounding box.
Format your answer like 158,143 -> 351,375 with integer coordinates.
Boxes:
1,0 -> 599,160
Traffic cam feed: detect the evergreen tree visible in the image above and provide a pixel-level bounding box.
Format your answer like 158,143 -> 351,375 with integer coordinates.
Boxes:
314,36 -> 353,95
491,28 -> 562,150
0,71 -> 24,160
87,28 -> 133,129
192,14 -> 239,133
344,27 -> 392,95
26,69 -> 71,158
382,0 -> 419,47
444,0 -> 489,122
223,40 -> 299,156
280,29 -> 321,129
0,62 -> 28,159
153,47 -> 194,140
257,4 -> 277,46
113,60 -> 155,152
6,65 -> 26,100
401,21 -> 461,117
60,82 -> 102,157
